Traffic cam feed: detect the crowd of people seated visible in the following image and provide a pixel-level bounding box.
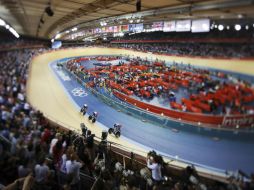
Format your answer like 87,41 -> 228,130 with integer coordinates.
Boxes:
114,30 -> 254,42
108,42 -> 254,58
109,30 -> 254,58
0,39 -> 49,51
1,45 -> 254,190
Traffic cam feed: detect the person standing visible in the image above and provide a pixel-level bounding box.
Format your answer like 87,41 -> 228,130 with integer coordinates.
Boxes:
147,155 -> 163,187
66,154 -> 83,190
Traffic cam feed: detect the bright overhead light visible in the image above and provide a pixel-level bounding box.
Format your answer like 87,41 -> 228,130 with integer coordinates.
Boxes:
218,24 -> 224,31
129,19 -> 133,23
55,33 -> 61,39
100,21 -> 107,26
51,39 -> 54,43
0,19 -> 6,26
235,24 -> 241,31
245,25 -> 249,30
0,18 -> 19,38
72,27 -> 77,31
226,26 -> 230,30
237,14 -> 243,18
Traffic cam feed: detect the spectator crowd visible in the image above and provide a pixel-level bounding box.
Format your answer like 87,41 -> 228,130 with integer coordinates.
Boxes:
108,42 -> 254,58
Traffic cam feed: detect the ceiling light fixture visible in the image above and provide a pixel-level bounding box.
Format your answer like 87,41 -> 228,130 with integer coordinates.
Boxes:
218,24 -> 224,31
237,14 -> 243,19
0,18 -> 6,26
235,24 -> 241,31
72,27 -> 78,32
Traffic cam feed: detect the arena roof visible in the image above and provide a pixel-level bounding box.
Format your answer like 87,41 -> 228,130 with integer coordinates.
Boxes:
1,0 -> 254,39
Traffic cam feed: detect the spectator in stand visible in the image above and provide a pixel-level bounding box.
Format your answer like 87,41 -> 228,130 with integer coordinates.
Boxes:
49,132 -> 62,155
34,157 -> 50,189
147,154 -> 163,188
91,169 -> 114,190
85,130 -> 95,160
52,139 -> 64,170
66,153 -> 83,190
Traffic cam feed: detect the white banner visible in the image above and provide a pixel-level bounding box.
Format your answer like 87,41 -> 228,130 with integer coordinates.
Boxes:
134,23 -> 144,32
176,20 -> 191,32
191,19 -> 210,33
152,21 -> 163,30
163,21 -> 176,32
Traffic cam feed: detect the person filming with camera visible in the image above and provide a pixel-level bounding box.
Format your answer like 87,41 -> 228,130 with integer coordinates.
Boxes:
147,153 -> 163,188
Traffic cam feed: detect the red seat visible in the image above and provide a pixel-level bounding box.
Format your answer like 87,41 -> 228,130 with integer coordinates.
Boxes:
194,100 -> 211,112
170,102 -> 182,110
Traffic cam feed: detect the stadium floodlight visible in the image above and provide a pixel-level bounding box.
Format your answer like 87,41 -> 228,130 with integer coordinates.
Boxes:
100,21 -> 107,26
237,14 -> 243,19
0,18 -> 6,26
55,33 -> 61,39
0,18 -> 19,38
72,27 -> 77,32
218,24 -> 224,31
235,24 -> 241,31
9,27 -> 19,38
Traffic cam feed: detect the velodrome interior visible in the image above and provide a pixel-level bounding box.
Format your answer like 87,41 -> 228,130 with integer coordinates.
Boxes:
1,0 -> 254,189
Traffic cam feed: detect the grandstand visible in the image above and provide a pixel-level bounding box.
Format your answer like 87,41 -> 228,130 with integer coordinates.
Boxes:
1,0 -> 254,190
